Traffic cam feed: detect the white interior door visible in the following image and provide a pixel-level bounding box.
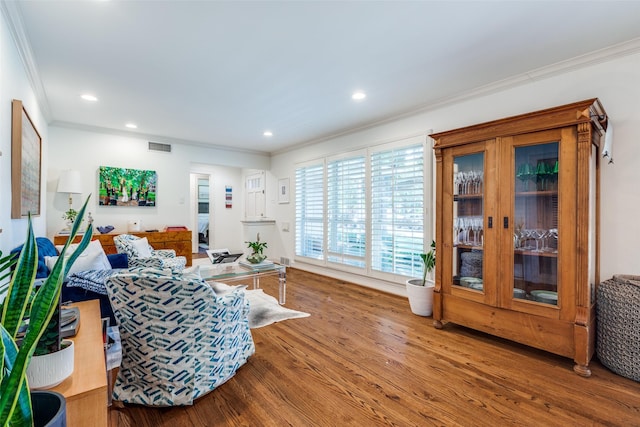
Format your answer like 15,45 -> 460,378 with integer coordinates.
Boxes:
245,171 -> 265,219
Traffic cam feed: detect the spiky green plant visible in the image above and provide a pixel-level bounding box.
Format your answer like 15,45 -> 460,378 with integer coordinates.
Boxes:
419,240 -> 436,286
0,196 -> 93,426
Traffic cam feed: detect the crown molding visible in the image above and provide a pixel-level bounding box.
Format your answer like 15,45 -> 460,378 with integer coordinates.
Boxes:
1,0 -> 51,121
273,37 -> 640,156
50,120 -> 272,157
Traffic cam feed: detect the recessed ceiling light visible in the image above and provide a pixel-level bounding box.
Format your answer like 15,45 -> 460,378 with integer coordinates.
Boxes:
352,91 -> 366,101
80,94 -> 98,102
125,123 -> 137,129
263,131 -> 273,137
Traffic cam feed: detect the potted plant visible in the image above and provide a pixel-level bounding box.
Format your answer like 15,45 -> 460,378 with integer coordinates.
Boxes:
0,197 -> 92,426
245,233 -> 268,264
406,240 -> 436,316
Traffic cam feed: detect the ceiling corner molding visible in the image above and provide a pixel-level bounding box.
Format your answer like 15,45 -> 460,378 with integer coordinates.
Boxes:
273,37 -> 640,157
50,120 -> 272,157
526,36 -> 640,81
1,0 -> 51,121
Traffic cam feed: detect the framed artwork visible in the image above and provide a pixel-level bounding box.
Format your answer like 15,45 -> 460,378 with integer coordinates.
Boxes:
225,185 -> 232,208
278,177 -> 290,204
98,166 -> 157,206
11,99 -> 42,218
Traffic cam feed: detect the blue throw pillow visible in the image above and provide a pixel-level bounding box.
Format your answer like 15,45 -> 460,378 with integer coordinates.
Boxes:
10,237 -> 58,278
107,253 -> 128,269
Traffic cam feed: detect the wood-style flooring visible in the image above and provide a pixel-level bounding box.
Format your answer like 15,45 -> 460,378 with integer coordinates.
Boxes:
109,267 -> 640,426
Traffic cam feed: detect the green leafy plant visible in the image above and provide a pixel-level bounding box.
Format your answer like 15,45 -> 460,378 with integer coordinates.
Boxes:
61,208 -> 78,223
419,240 -> 436,286
245,233 -> 267,255
0,196 -> 93,425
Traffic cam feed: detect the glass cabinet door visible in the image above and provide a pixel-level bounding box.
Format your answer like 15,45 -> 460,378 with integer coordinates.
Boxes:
512,142 -> 559,305
452,152 -> 484,292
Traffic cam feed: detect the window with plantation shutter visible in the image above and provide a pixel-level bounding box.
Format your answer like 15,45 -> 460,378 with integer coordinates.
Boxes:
327,154 -> 366,268
294,135 -> 429,281
370,143 -> 424,277
295,163 -> 324,260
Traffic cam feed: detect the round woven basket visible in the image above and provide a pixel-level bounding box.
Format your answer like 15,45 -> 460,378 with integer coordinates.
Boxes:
596,275 -> 640,381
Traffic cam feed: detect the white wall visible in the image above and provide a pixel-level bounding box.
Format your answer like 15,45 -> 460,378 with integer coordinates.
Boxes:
270,51 -> 640,295
46,126 -> 270,251
189,163 -> 245,251
0,8 -> 49,255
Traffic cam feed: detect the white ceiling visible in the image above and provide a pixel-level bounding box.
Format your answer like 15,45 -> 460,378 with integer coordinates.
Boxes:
8,1 -> 640,154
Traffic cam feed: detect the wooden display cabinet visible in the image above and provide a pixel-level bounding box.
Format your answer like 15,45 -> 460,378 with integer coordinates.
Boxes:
431,99 -> 607,376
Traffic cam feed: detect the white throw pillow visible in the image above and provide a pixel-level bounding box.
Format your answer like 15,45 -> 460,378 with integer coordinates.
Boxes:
55,239 -> 111,270
131,237 -> 153,258
45,251 -> 109,276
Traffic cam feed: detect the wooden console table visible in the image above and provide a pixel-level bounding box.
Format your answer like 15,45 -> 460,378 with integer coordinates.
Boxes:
54,229 -> 192,266
52,299 -> 107,427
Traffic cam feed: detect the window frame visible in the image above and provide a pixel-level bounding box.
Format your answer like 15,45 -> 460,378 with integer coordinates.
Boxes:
293,134 -> 433,284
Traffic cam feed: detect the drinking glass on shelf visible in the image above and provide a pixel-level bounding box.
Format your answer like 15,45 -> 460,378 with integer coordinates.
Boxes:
532,229 -> 547,252
547,228 -> 558,252
472,216 -> 483,246
474,171 -> 483,194
453,217 -> 461,244
457,172 -> 467,195
521,229 -> 534,250
551,160 -> 559,191
536,162 -> 546,191
454,172 -> 462,195
460,217 -> 469,244
517,163 -> 535,191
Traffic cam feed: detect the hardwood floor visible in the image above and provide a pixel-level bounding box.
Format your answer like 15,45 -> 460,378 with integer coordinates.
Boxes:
109,268 -> 640,426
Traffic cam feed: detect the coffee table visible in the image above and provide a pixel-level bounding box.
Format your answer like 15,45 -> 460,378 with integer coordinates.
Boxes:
200,262 -> 287,304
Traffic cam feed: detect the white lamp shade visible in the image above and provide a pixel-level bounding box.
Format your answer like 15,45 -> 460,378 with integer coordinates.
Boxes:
57,170 -> 83,194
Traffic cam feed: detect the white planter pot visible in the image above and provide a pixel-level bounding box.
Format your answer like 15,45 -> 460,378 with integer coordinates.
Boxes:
27,340 -> 75,390
406,279 -> 435,316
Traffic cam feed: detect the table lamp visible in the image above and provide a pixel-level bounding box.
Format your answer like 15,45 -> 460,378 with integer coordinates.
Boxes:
57,170 -> 82,228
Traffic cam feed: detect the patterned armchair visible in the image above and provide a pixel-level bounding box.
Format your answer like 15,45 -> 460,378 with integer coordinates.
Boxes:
113,234 -> 186,273
105,269 -> 255,406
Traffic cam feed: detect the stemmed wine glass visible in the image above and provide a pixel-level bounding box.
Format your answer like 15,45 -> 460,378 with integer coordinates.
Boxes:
532,229 -> 547,252
516,163 -> 529,192
547,228 -> 558,252
550,160 -> 559,191
517,163 -> 535,191
536,162 -> 547,191
454,172 -> 463,195
453,217 -> 462,244
472,216 -> 483,246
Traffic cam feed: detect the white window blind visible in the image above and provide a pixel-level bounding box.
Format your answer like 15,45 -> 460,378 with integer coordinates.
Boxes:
370,144 -> 424,276
295,163 -> 324,260
327,155 -> 366,268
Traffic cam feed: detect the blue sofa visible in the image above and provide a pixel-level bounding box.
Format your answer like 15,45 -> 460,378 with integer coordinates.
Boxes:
11,237 -> 127,324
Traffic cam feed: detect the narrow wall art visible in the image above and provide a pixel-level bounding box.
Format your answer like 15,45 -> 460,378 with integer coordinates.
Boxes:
225,185 -> 232,208
11,99 -> 42,218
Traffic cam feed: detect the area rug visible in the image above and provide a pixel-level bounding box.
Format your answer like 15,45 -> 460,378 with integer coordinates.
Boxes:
245,289 -> 310,329
208,280 -> 310,329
